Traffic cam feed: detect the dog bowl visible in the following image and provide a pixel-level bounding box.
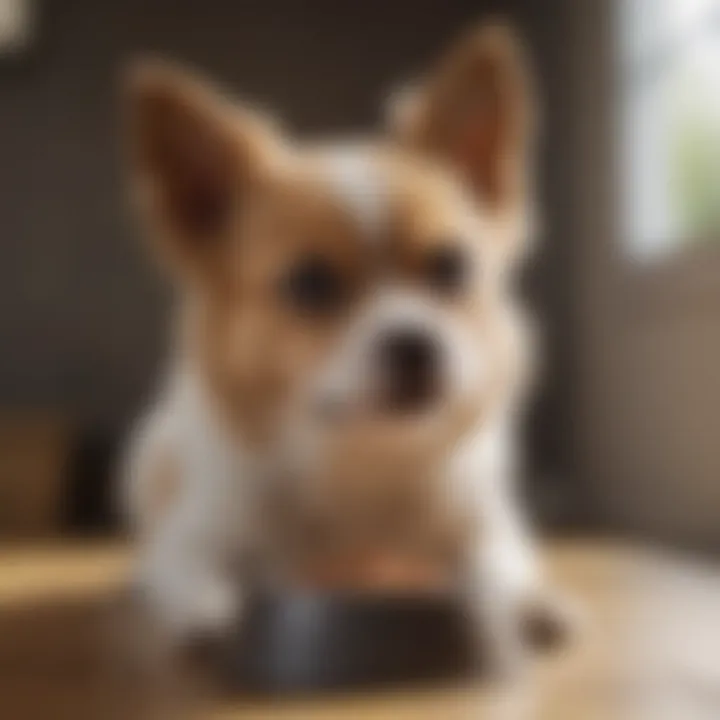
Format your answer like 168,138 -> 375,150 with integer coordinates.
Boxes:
219,591 -> 478,695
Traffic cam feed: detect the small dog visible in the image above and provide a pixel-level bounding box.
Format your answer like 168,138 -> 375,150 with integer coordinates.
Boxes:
122,21 -> 570,676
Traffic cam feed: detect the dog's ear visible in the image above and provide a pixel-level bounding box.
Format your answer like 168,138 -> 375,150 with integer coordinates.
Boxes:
390,22 -> 536,213
125,61 -> 278,276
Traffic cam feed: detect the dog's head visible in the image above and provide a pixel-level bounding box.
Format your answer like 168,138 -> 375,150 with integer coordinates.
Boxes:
127,23 -> 536,496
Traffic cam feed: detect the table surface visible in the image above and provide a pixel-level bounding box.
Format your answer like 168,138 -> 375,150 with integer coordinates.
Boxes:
1,538 -> 719,719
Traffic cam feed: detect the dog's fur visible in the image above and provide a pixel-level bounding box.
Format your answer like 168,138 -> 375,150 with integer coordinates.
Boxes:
122,22 -> 567,675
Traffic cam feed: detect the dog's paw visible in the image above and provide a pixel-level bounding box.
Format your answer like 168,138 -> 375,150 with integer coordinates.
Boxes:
176,577 -> 242,644
138,569 -> 242,650
522,590 -> 585,653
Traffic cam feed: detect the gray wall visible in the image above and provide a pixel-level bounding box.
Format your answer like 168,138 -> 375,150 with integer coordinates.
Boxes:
0,0 -> 573,487
566,1 -> 720,544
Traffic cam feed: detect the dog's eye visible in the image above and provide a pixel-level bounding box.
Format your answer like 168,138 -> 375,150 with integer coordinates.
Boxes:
282,256 -> 345,316
426,245 -> 468,295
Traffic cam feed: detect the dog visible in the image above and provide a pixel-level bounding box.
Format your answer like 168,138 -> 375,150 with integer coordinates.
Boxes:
121,21 -> 572,677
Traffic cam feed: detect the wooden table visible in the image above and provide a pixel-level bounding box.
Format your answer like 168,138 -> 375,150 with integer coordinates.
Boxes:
1,538 -> 719,719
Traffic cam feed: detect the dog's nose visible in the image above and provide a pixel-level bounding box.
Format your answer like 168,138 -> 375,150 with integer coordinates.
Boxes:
377,329 -> 440,412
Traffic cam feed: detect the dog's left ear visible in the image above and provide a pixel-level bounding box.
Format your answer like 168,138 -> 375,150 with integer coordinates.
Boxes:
390,22 -> 536,215
125,60 -> 284,282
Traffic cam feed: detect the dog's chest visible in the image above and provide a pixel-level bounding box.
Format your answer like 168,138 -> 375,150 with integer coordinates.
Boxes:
257,468 -> 468,564
247,425 -> 511,585
170,370 -> 512,583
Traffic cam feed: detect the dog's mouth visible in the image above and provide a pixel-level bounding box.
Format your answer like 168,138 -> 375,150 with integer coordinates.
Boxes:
313,376 -> 445,427
306,394 -> 473,467
313,389 -> 445,429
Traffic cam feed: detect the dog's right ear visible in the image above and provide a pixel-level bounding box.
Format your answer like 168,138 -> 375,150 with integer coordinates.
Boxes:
388,23 -> 535,215
125,61 -> 278,276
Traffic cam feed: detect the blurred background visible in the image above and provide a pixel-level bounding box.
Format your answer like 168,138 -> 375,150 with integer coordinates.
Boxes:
1,1 -> 719,718
1,0 -> 718,549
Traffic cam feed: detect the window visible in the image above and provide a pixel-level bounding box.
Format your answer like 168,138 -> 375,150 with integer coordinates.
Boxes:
0,0 -> 34,55
618,0 -> 720,261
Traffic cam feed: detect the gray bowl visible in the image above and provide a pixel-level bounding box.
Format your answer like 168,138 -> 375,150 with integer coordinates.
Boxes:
218,591 -> 479,696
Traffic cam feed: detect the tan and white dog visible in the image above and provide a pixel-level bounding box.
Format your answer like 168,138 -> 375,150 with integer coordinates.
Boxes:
122,22 -> 568,675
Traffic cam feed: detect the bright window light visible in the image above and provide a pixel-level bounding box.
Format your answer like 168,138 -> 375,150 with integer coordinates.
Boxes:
618,0 -> 720,261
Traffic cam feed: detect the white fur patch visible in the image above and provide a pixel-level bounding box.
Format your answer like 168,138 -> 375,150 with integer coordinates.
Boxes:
308,285 -> 485,416
323,148 -> 388,239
